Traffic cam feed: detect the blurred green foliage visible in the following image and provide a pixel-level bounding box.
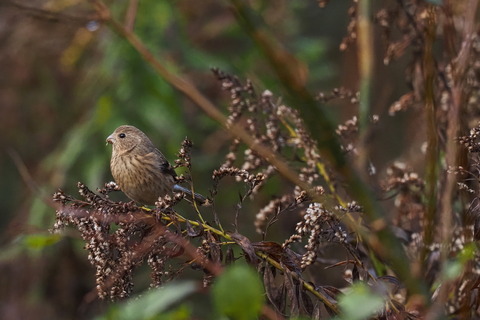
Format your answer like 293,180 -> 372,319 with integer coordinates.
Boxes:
337,282 -> 385,320
98,281 -> 197,320
2,0 -> 477,318
1,0 -> 339,234
212,263 -> 265,320
0,0 -> 344,319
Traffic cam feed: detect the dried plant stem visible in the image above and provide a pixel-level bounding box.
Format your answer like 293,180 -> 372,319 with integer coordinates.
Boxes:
422,7 -> 439,275
124,0 -> 138,32
440,0 -> 479,245
229,0 -> 428,298
162,211 -> 339,313
92,0 -> 428,298
166,211 -> 233,241
280,118 -> 347,207
159,216 -> 287,320
357,0 -> 374,171
255,251 -> 339,313
427,0 -> 479,317
229,0 -> 346,169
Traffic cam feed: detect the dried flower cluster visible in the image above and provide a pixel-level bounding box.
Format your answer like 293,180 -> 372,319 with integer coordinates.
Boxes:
372,0 -> 480,312
458,125 -> 480,153
49,0 -> 480,318
204,70 -> 424,317
339,3 -> 357,51
174,137 -> 193,169
316,87 -> 359,104
213,68 -> 333,230
254,191 -> 309,234
53,183 -> 154,299
52,182 -> 212,299
284,202 -> 347,269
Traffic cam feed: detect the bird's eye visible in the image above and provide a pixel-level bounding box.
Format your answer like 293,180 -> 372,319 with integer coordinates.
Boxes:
119,133 -> 126,138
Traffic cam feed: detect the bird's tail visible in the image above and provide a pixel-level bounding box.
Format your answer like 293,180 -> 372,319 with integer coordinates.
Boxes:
173,184 -> 209,206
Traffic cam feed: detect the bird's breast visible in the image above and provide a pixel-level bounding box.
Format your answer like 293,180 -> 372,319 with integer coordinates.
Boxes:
110,153 -> 175,205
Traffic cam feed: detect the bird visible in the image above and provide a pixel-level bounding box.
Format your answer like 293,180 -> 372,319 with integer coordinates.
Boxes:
106,125 -> 206,206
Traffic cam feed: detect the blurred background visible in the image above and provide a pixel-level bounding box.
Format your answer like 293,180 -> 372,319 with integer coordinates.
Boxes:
0,0 -> 416,318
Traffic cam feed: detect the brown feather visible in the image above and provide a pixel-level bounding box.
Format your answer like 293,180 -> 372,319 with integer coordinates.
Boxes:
107,125 -> 176,205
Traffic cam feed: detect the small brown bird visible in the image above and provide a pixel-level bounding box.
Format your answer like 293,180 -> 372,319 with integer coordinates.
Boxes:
106,125 -> 206,205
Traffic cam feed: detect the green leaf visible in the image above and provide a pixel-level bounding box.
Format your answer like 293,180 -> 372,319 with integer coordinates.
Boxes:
443,260 -> 463,280
22,233 -> 62,250
441,244 -> 477,281
458,243 -> 476,263
338,282 -> 385,320
99,281 -> 197,320
212,264 -> 265,320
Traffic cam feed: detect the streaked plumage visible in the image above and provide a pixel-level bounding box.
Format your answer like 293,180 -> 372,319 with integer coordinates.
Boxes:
106,125 -> 205,205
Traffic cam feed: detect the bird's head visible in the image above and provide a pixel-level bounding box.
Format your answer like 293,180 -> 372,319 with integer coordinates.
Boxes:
106,125 -> 153,154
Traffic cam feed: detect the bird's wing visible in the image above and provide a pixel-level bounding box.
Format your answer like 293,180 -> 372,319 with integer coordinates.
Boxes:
151,149 -> 177,178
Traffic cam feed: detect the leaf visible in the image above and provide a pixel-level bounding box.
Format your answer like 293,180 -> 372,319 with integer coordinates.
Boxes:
443,260 -> 463,281
283,269 -> 299,317
205,232 -> 223,263
185,220 -> 203,237
338,282 -> 385,320
22,233 -> 62,249
100,281 -> 197,320
263,265 -> 284,313
298,285 -> 314,316
212,264 -> 265,320
229,233 -> 259,264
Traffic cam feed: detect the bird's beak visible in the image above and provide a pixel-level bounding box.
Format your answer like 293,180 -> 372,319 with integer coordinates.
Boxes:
106,134 -> 115,145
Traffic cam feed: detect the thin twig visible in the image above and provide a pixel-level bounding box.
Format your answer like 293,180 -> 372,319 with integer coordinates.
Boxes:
421,5 -> 439,277
124,0 -> 139,32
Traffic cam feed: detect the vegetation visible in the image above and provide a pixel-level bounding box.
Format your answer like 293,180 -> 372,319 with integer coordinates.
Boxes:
2,0 -> 480,319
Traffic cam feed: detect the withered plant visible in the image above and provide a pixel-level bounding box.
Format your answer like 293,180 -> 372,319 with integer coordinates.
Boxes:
49,0 -> 480,319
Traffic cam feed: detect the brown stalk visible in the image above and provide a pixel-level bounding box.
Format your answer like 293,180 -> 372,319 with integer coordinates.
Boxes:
427,0 -> 479,318
229,0 -> 428,298
421,5 -> 439,279
124,0 -> 139,32
91,0 -> 427,298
